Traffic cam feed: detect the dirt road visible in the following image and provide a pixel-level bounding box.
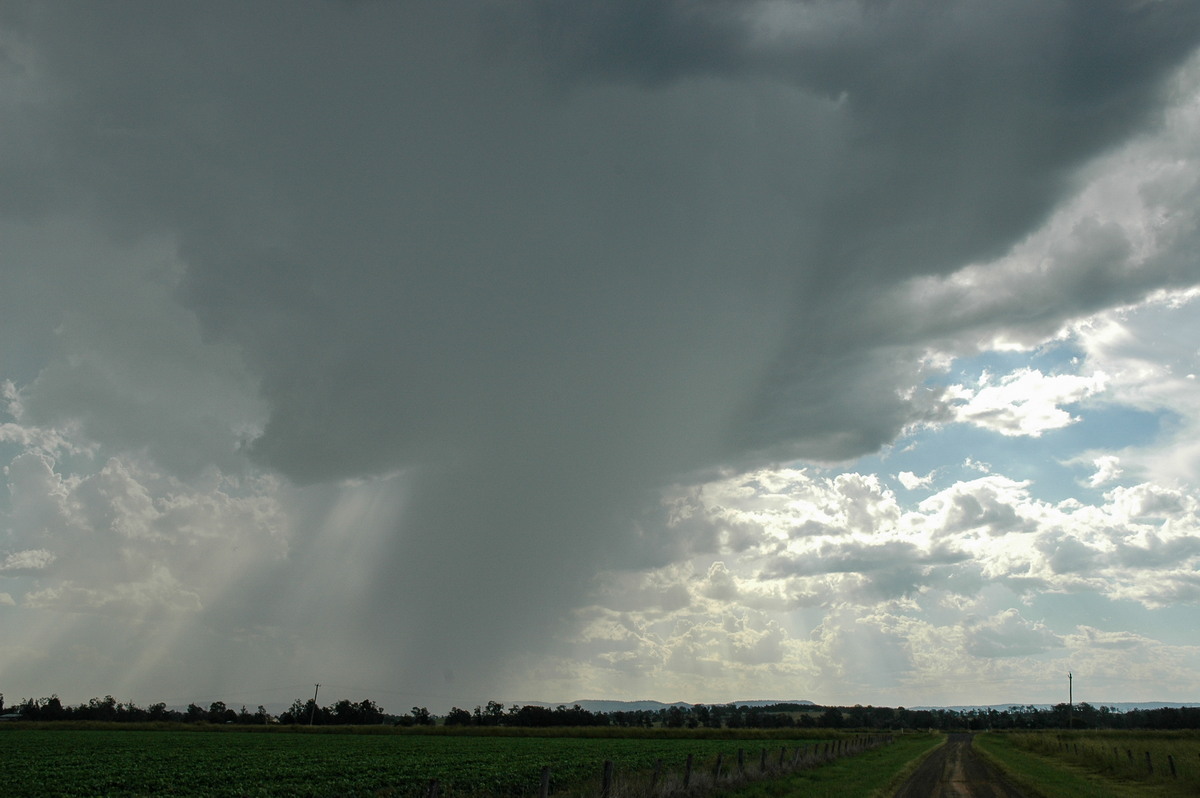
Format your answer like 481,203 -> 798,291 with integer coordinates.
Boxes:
892,733 -> 1027,797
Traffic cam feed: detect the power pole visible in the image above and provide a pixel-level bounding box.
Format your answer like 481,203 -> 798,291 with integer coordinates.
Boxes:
1068,672 -> 1073,729
309,683 -> 320,726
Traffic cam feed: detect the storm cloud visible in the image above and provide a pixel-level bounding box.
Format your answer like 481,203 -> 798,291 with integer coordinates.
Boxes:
3,1 -> 1200,708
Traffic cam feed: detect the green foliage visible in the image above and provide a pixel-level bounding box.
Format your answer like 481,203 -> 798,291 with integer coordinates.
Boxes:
445,707 -> 473,726
0,728 -> 842,797
819,708 -> 844,729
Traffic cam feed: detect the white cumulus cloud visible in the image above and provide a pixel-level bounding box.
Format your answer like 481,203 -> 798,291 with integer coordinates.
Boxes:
947,368 -> 1108,437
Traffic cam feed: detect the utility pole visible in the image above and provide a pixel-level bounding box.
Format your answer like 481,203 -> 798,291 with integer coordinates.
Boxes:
309,683 -> 320,726
1068,672 -> 1073,729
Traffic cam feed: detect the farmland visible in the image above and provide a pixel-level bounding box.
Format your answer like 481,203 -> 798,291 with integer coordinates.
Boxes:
0,726 -> 850,797
976,730 -> 1200,798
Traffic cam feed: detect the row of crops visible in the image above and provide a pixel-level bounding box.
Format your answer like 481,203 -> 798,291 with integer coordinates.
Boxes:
2,728 -> 857,797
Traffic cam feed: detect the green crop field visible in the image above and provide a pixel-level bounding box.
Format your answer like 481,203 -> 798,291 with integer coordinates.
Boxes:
0,727 -> 842,797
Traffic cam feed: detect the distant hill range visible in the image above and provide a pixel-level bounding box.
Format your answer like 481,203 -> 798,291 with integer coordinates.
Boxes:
517,699 -> 1198,714
910,701 -> 1200,713
513,699 -> 815,713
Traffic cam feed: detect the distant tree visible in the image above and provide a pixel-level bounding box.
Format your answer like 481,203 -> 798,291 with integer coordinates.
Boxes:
43,695 -> 65,721
88,696 -> 118,722
356,699 -> 384,725
511,705 -> 554,727
117,700 -> 149,723
16,698 -> 36,720
208,701 -> 228,724
445,707 -> 472,726
547,704 -> 601,727
333,699 -> 357,724
818,707 -> 843,728
302,699 -> 327,725
185,703 -> 206,723
280,698 -> 307,724
1073,702 -> 1100,729
410,706 -> 433,726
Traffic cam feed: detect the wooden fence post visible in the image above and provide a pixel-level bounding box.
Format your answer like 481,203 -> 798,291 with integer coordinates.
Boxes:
1145,751 -> 1153,776
1168,754 -> 1177,779
683,754 -> 693,789
737,748 -> 745,774
714,752 -> 723,780
649,759 -> 662,792
778,746 -> 786,768
760,748 -> 767,772
601,760 -> 614,798
539,766 -> 550,798
426,780 -> 439,798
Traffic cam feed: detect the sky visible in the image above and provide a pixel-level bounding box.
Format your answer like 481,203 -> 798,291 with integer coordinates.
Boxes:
3,0 -> 1200,714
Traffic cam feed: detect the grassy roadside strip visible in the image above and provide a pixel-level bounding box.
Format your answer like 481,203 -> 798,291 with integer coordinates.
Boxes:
974,733 -> 1196,798
708,733 -> 945,798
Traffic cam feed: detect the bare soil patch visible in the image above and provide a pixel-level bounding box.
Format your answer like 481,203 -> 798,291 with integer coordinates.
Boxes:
892,733 -> 1027,798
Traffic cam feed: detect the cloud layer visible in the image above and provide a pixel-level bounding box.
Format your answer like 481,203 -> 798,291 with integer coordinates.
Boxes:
2,1 -> 1200,708
551,460 -> 1200,703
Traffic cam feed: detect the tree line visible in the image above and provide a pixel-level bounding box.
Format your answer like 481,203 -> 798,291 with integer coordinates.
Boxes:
435,702 -> 1200,731
4,692 -> 1198,730
3,693 -> 388,726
